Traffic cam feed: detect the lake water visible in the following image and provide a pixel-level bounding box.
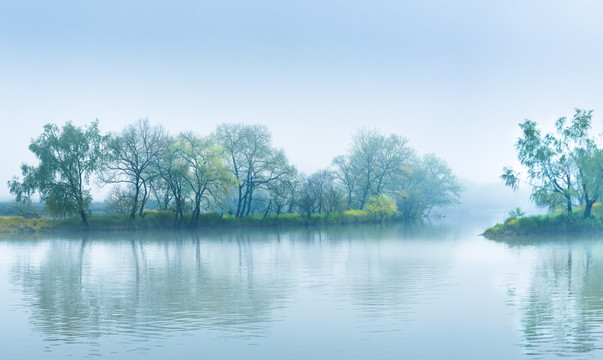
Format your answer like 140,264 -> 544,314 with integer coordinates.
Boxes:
1,219 -> 603,359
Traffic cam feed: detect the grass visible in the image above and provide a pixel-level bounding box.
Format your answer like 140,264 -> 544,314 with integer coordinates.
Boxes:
483,202 -> 603,238
0,209 -> 390,234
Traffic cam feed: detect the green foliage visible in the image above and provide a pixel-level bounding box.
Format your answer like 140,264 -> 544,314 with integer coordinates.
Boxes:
507,207 -> 525,220
363,195 -> 398,221
503,109 -> 603,218
7,119 -> 460,229
484,201 -> 603,237
0,216 -> 57,233
8,121 -> 107,225
173,132 -> 235,225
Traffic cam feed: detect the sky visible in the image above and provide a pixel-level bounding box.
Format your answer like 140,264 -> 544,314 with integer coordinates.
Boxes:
2,0 -> 603,204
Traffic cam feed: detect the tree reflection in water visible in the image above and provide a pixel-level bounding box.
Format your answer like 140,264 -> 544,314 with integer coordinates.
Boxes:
12,231 -> 294,345
8,223 -> 459,357
503,238 -> 603,358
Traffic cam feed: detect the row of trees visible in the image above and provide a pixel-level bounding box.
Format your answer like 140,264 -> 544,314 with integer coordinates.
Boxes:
9,119 -> 461,225
502,109 -> 603,218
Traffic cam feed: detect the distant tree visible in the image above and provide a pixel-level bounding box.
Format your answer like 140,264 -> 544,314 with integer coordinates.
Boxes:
332,155 -> 358,209
296,175 -> 318,225
349,129 -> 414,208
102,119 -> 167,219
265,171 -> 300,217
104,185 -> 134,215
8,121 -> 106,225
394,154 -> 461,219
1,202 -> 41,219
155,135 -> 190,225
149,176 -> 173,211
296,170 -> 344,223
507,207 -> 525,220
214,124 -> 294,217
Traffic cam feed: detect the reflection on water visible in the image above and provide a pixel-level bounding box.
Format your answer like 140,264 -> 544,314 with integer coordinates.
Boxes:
502,238 -> 603,359
4,224 -> 457,358
6,222 -> 603,359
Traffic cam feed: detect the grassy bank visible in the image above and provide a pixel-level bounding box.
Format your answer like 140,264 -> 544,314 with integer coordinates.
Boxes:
483,203 -> 603,238
0,209 -> 391,234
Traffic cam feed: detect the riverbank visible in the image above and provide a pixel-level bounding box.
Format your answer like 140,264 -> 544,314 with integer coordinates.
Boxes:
0,210 -> 395,234
483,204 -> 603,238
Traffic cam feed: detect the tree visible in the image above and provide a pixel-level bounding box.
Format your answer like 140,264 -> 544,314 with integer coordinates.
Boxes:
155,135 -> 190,225
502,109 -> 603,217
394,154 -> 461,219
102,119 -> 167,219
104,185 -> 134,215
363,194 -> 398,221
173,132 -> 235,225
348,129 -> 414,208
332,155 -> 358,210
265,171 -> 300,217
214,123 -> 294,217
295,170 -> 344,223
8,121 -> 107,225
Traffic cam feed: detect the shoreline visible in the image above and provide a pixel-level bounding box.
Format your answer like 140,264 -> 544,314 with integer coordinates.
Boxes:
0,210 -> 407,235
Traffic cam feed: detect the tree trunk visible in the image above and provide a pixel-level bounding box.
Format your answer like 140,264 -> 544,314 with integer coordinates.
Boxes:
245,188 -> 254,216
235,185 -> 244,217
80,209 -> 89,226
262,200 -> 272,220
131,177 -> 141,220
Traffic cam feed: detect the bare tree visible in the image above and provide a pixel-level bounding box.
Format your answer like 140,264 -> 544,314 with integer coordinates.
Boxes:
332,155 -> 358,209
102,119 -> 167,219
349,129 -> 414,208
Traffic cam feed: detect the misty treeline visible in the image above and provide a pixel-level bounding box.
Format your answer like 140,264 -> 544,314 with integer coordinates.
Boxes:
8,119 -> 461,225
502,109 -> 603,218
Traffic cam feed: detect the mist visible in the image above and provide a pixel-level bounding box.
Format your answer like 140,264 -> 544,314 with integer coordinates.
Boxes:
3,1 -> 603,209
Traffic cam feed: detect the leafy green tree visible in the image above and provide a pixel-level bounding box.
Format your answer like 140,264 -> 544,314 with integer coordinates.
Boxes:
8,121 -> 107,225
363,194 -> 398,221
503,109 -> 603,217
173,132 -> 235,225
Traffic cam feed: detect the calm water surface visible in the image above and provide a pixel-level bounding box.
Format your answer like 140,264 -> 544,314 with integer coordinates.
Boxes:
1,219 -> 603,359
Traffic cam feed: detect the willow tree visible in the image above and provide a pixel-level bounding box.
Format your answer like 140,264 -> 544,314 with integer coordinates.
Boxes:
8,121 -> 107,225
502,109 -> 603,217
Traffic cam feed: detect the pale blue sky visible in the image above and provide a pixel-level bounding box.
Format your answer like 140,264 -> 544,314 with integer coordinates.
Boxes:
2,0 -> 603,200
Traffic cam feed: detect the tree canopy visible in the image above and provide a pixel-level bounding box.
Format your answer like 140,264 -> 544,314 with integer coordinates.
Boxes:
9,120 -> 461,224
502,109 -> 603,218
8,121 -> 107,225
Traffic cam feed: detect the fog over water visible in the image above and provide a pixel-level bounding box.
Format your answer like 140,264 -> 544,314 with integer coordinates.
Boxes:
3,1 -> 603,208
